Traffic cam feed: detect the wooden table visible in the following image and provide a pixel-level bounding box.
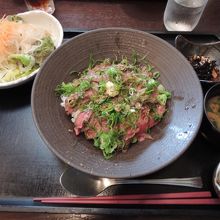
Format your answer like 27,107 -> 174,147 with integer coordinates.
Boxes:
1,1 -> 220,220
1,0 -> 220,34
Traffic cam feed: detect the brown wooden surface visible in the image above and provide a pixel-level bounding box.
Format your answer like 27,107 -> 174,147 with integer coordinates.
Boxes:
1,213 -> 220,220
1,0 -> 220,34
1,1 -> 220,219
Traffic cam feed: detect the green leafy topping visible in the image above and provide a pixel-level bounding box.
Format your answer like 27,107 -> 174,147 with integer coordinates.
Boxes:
146,89 -> 154,95
78,80 -> 91,91
88,54 -> 95,69
56,53 -> 171,159
153,71 -> 160,79
100,102 -> 122,127
55,82 -> 75,96
131,50 -> 138,65
107,66 -> 120,79
157,94 -> 168,105
121,58 -> 128,66
147,64 -> 154,72
153,113 -> 163,121
131,137 -> 138,143
127,111 -> 139,127
157,84 -> 172,99
107,111 -> 122,128
98,81 -> 106,94
94,131 -> 124,159
129,87 -> 136,96
55,79 -> 91,96
146,78 -> 159,89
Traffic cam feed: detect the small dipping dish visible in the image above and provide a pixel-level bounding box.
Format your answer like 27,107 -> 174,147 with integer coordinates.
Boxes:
202,83 -> 220,149
175,35 -> 220,92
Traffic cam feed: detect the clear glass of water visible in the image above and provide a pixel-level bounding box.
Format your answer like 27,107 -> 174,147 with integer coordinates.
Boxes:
24,0 -> 55,14
163,0 -> 208,32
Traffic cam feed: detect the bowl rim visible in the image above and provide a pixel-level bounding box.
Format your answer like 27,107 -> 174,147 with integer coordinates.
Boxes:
175,34 -> 220,47
0,10 -> 63,89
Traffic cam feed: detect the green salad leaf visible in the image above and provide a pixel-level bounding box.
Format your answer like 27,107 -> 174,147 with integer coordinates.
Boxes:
33,36 -> 55,64
9,54 -> 35,67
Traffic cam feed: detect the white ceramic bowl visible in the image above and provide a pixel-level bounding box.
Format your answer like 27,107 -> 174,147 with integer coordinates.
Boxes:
0,10 -> 63,89
213,162 -> 220,198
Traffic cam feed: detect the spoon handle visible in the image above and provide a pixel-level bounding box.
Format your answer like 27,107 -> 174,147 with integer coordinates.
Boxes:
113,177 -> 203,188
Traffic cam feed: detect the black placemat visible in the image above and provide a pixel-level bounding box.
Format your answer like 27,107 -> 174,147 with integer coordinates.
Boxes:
0,31 -> 219,216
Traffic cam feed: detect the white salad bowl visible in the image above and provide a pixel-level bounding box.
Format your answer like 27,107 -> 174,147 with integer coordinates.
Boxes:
0,10 -> 63,89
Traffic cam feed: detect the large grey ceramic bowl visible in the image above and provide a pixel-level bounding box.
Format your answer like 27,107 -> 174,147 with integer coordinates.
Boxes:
32,28 -> 203,178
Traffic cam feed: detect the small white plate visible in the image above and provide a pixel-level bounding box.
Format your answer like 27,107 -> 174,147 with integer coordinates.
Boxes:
0,10 -> 63,89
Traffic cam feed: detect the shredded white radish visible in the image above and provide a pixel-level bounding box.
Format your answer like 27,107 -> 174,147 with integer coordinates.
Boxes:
0,16 -> 52,81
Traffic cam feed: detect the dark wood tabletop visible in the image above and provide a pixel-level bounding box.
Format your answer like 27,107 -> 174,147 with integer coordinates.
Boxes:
1,0 -> 220,34
1,1 -> 220,220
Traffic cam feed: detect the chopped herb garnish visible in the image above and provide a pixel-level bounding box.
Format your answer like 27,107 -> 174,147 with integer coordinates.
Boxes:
131,50 -> 138,65
94,131 -> 124,159
157,94 -> 168,105
56,53 -> 171,159
55,82 -> 75,96
88,54 -> 95,69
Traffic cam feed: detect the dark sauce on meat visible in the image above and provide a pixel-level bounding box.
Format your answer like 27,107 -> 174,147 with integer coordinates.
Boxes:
188,55 -> 219,81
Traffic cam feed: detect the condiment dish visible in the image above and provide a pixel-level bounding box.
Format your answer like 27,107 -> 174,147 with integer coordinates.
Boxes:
175,35 -> 220,85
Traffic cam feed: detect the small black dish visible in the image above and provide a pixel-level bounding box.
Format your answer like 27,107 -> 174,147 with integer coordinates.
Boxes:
201,83 -> 220,149
175,35 -> 220,92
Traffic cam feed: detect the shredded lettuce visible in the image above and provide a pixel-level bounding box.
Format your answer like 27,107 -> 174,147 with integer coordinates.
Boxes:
33,36 -> 55,64
0,16 -> 56,83
9,54 -> 35,67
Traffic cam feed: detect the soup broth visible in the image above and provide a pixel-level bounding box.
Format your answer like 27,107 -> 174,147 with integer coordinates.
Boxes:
207,96 -> 220,131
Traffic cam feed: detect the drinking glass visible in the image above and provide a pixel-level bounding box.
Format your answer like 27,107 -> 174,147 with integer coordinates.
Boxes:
24,0 -> 55,14
163,0 -> 208,32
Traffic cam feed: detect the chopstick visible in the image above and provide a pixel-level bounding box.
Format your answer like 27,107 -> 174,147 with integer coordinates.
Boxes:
38,198 -> 220,205
34,191 -> 211,201
34,191 -> 220,205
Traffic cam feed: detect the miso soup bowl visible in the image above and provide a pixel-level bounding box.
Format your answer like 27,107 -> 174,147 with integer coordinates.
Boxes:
202,83 -> 220,149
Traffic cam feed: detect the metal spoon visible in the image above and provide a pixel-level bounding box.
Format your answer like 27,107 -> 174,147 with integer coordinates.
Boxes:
60,167 -> 203,196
